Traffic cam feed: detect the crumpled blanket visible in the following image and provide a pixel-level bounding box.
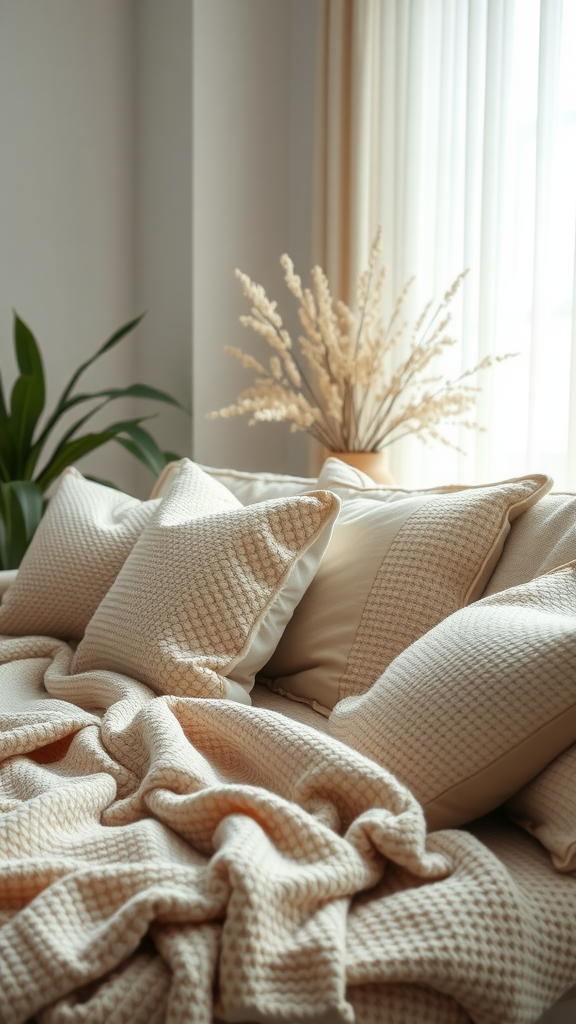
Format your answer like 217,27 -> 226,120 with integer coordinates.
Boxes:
0,635 -> 575,1024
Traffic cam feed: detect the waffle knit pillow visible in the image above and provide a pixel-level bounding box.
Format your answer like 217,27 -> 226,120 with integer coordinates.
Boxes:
506,738 -> 576,871
261,459 -> 552,713
73,459 -> 339,704
0,468 -> 160,640
330,563 -> 576,831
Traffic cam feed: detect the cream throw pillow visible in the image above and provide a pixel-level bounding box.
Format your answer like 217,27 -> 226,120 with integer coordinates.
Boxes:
0,571 -> 18,601
0,469 -> 160,640
261,459 -> 552,712
151,460 -> 315,505
330,563 -> 576,831
483,492 -> 576,596
506,739 -> 576,871
73,459 -> 339,703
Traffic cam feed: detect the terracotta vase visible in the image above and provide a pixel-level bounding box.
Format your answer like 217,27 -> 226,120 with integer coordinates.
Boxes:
324,450 -> 395,485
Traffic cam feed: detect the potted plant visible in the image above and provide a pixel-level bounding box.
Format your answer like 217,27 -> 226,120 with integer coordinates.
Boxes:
0,312 -> 188,569
209,229 -> 513,482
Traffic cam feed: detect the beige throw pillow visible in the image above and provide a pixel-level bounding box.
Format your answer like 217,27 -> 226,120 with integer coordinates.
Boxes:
330,563 -> 576,831
261,459 -> 552,712
506,741 -> 576,871
483,491 -> 576,596
0,469 -> 160,640
73,459 -> 339,703
151,460 -> 315,505
0,571 -> 18,601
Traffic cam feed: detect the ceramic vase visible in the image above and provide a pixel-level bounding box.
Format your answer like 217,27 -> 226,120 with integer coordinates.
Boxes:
324,450 -> 395,485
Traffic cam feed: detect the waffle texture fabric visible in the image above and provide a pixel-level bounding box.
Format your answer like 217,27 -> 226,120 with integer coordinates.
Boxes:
0,468 -> 160,640
262,458 -> 552,712
1,635 -> 576,1022
330,563 -> 576,831
73,459 -> 340,702
507,739 -> 576,871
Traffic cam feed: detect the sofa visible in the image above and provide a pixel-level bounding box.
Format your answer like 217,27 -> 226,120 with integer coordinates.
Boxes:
0,455 -> 575,1024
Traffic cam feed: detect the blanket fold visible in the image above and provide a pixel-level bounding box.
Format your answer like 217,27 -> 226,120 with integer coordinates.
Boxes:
0,635 -> 574,1024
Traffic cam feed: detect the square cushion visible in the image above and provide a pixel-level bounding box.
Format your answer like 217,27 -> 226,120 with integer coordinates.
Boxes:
73,460 -> 339,703
330,563 -> 576,831
0,468 -> 160,640
151,460 -> 315,505
260,458 -> 552,712
506,740 -> 576,871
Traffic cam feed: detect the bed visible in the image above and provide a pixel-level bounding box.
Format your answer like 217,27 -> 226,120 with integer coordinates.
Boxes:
0,456 -> 575,1023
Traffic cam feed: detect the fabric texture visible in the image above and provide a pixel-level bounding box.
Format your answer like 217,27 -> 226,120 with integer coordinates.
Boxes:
0,570 -> 17,600
151,460 -> 315,505
262,458 -> 552,712
0,634 -> 575,1023
73,460 -> 339,703
313,0 -> 575,492
484,491 -> 576,595
330,563 -> 576,831
507,741 -> 576,872
251,682 -> 331,734
0,468 -> 160,640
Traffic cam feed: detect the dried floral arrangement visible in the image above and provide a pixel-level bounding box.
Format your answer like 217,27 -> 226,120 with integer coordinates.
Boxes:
208,229 -> 510,453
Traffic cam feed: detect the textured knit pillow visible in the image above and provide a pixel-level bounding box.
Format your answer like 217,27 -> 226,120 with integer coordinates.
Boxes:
330,563 -> 576,831
0,468 -> 160,640
0,571 -> 17,602
73,459 -> 339,703
506,741 -> 576,871
151,460 -> 315,505
261,459 -> 552,713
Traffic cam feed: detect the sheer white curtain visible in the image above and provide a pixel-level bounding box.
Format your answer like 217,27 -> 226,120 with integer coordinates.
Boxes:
313,0 -> 576,488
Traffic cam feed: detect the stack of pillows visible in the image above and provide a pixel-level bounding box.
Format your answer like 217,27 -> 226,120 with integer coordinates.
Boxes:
2,456 -> 576,870
0,459 -> 340,704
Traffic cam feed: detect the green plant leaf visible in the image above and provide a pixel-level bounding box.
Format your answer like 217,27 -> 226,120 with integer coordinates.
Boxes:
47,412 -> 153,467
95,383 -> 189,411
0,381 -> 17,482
59,383 -> 188,418
9,480 -> 44,542
14,314 -> 46,389
35,430 -> 118,491
1,311 -> 188,553
10,374 -> 46,476
9,315 -> 46,477
114,423 -> 170,477
0,369 -> 10,426
45,382 -> 187,423
31,382 -> 188,468
31,316 -> 147,454
0,481 -> 44,570
25,398 -> 112,479
35,416 -> 155,491
56,314 -> 145,412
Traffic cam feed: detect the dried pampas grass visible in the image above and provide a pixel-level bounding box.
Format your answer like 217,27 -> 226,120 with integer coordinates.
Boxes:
208,229 -> 513,453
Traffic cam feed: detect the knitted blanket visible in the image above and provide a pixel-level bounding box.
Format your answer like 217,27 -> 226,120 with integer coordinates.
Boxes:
0,635 -> 575,1024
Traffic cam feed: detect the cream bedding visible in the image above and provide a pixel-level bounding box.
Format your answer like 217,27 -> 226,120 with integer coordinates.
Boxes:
0,637 -> 575,1023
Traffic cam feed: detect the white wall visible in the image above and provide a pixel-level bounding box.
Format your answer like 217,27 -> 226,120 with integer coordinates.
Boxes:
133,0 -> 193,494
0,0 -> 139,491
0,0 -> 317,490
192,0 -> 317,475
